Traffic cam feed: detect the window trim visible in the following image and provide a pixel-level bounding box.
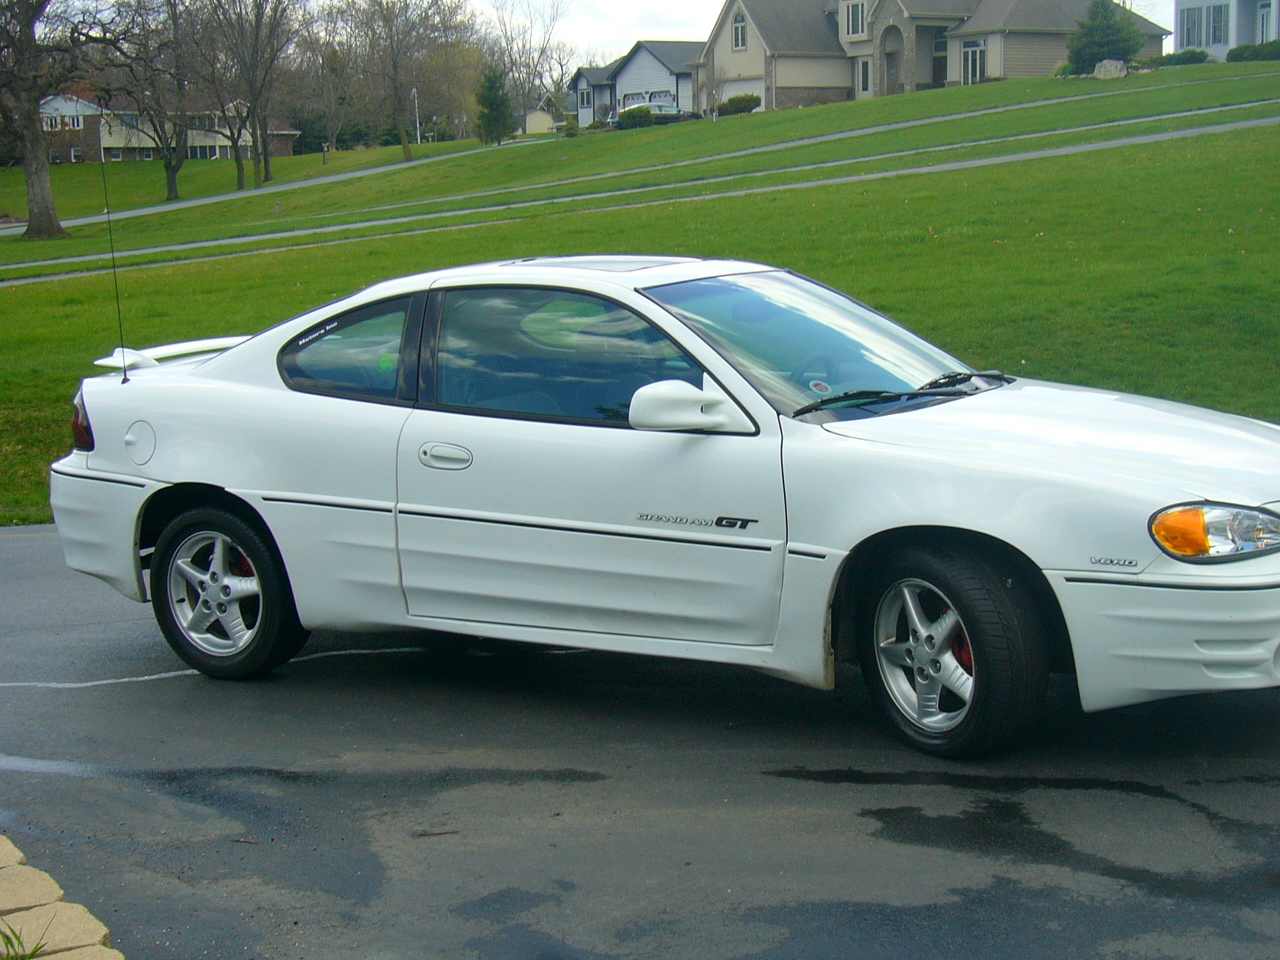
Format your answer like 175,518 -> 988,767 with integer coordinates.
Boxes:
578,87 -> 592,108
732,12 -> 747,50
844,1 -> 866,39
277,292 -> 426,406
419,284 -> 709,430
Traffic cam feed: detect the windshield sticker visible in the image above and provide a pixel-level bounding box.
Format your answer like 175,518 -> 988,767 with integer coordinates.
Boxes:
808,380 -> 831,395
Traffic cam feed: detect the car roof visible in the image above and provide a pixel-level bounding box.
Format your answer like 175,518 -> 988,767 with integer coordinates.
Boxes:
349,255 -> 774,304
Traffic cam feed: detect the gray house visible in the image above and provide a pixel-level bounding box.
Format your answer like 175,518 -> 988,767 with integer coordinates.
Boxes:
695,0 -> 1169,111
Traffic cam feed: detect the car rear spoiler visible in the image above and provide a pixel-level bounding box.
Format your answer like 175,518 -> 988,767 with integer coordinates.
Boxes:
93,336 -> 251,370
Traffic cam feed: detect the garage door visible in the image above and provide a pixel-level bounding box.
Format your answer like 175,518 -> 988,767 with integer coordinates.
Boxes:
721,79 -> 765,105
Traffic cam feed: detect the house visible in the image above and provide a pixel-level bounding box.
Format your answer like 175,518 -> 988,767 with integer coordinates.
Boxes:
570,59 -> 622,126
611,41 -> 705,113
1174,0 -> 1276,58
524,93 -> 573,134
694,0 -> 1169,111
39,94 -> 299,163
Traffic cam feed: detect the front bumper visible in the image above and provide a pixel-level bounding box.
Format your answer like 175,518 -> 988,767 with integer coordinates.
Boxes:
1050,571 -> 1280,711
50,458 -> 158,602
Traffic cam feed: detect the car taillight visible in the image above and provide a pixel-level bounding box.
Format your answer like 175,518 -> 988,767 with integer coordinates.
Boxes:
71,391 -> 95,451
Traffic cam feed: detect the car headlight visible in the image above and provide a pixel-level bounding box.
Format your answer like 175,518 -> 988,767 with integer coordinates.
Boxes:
1150,503 -> 1280,562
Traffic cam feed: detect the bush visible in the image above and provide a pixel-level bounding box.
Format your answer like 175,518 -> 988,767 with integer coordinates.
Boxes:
1227,39 -> 1280,61
716,93 -> 761,116
563,117 -> 579,138
1066,0 -> 1144,74
616,106 -> 653,129
1134,48 -> 1211,67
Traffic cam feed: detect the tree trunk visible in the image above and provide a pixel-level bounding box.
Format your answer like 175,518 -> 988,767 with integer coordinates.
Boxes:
164,160 -> 181,201
250,117 -> 263,189
20,113 -> 66,239
262,129 -> 273,182
399,123 -> 412,162
232,140 -> 246,190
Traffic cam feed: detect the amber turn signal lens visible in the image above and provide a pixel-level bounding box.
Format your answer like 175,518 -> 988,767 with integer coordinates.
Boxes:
1151,507 -> 1209,557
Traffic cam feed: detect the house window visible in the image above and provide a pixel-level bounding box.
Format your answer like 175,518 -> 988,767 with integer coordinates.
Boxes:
732,12 -> 747,50
962,39 -> 986,85
108,148 -> 122,161
1207,3 -> 1228,44
860,58 -> 870,92
844,1 -> 865,38
43,115 -> 59,131
578,87 -> 592,109
71,147 -> 82,162
142,148 -> 154,160
1181,6 -> 1204,46
69,115 -> 82,130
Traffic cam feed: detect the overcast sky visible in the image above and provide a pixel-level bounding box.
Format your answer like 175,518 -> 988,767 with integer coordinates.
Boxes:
530,0 -> 1176,66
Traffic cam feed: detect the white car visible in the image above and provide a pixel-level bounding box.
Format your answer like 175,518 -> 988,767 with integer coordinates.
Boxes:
51,256 -> 1280,757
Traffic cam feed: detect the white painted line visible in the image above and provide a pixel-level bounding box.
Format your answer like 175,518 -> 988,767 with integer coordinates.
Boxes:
0,647 -> 428,689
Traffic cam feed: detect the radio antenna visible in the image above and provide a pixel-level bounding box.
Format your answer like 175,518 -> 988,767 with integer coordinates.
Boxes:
97,144 -> 128,384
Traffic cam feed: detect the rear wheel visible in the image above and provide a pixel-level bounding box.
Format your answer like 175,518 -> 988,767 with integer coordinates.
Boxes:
151,507 -> 308,679
858,547 -> 1048,758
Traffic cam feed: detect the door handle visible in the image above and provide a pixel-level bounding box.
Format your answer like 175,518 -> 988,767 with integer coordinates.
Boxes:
419,442 -> 473,470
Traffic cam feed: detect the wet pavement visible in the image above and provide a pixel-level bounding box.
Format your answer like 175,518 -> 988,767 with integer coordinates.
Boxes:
4,524 -> 1280,959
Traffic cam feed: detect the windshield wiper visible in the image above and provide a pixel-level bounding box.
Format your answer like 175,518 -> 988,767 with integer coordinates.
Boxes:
917,370 -> 1012,390
793,387 -> 968,418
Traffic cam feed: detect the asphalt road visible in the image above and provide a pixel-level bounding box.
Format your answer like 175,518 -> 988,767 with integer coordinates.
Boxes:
4,524 -> 1280,959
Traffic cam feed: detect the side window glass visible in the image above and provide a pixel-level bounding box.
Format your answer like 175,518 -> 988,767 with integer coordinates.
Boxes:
436,288 -> 701,424
280,297 -> 412,402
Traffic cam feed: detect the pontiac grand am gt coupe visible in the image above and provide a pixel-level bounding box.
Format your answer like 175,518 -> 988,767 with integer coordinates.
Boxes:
51,256 -> 1280,756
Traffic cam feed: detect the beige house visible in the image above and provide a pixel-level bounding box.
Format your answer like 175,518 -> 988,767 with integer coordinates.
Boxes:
695,0 -> 1168,111
40,95 -> 298,163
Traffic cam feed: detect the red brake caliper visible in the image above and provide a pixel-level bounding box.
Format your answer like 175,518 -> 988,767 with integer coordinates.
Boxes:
948,608 -> 974,672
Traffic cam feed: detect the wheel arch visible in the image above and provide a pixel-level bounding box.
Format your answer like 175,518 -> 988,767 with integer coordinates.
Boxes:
831,525 -> 1074,674
139,484 -> 283,579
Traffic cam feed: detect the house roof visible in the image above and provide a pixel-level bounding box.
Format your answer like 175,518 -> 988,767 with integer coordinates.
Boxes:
950,0 -> 1170,37
612,40 -> 705,78
736,0 -> 846,55
894,0 -> 981,19
571,57 -> 623,88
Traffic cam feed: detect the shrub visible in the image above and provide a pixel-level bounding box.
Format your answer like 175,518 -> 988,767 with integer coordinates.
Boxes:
1226,39 -> 1280,61
616,106 -> 653,129
716,93 -> 761,116
1134,48 -> 1211,67
586,120 -> 604,130
563,117 -> 579,138
1066,0 -> 1144,74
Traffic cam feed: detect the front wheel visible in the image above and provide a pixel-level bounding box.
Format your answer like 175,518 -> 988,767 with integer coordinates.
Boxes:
151,507 -> 308,679
857,547 -> 1048,758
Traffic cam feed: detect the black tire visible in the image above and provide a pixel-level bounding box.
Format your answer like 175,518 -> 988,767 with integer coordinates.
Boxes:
857,546 -> 1048,759
151,507 -> 309,679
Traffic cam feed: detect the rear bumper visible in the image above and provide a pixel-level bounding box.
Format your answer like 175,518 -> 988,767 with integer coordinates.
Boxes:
1050,572 -> 1280,711
50,458 -> 158,602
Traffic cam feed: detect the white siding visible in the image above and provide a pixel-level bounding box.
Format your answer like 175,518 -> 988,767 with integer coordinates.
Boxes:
615,48 -> 693,111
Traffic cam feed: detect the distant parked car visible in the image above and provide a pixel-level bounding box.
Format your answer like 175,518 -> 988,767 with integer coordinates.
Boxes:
51,256 -> 1280,758
608,103 -> 698,126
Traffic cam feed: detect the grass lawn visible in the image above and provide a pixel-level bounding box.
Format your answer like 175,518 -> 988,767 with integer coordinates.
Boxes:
2,62 -> 1278,524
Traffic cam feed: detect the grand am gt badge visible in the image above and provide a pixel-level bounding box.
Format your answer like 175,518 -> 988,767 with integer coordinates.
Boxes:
638,513 -> 758,529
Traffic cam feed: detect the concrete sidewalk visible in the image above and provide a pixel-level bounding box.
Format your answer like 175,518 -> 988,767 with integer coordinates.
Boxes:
0,836 -> 123,958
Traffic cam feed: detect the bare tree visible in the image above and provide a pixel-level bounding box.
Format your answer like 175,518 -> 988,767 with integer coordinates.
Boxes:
203,0 -> 298,186
110,0 -> 196,201
293,0 -> 363,154
0,1 -> 120,238
189,5 -> 251,188
350,0 -> 440,161
489,0 -> 568,133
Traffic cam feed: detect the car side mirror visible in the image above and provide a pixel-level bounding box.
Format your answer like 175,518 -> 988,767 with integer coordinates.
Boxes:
628,378 -> 754,434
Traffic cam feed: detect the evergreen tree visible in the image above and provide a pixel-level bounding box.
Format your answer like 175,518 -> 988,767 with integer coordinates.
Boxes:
476,64 -> 515,145
1067,0 -> 1144,74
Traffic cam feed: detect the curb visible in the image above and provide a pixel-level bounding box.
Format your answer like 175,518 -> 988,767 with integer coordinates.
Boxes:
0,836 -> 124,959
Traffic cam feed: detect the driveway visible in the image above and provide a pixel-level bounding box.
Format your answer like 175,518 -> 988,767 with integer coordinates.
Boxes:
4,525 -> 1280,959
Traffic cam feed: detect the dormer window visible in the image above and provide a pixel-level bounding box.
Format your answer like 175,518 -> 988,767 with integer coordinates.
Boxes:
732,11 -> 747,50
844,1 -> 866,38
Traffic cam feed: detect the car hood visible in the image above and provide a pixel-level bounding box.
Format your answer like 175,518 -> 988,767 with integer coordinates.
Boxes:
820,379 -> 1280,506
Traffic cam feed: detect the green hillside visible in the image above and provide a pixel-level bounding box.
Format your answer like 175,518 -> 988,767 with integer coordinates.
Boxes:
1,61 -> 1278,523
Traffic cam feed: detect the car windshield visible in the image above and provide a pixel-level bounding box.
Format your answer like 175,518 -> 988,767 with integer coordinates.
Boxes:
644,271 -> 975,419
